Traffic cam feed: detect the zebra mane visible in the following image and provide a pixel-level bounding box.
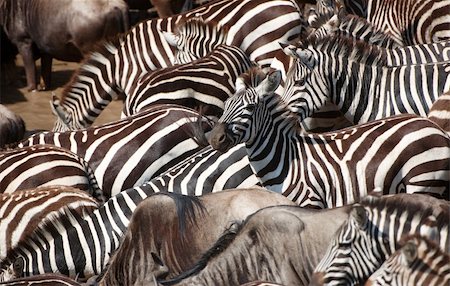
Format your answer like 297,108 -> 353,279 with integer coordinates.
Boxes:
299,34 -> 387,66
174,17 -> 229,38
159,220 -> 244,285
307,11 -> 399,49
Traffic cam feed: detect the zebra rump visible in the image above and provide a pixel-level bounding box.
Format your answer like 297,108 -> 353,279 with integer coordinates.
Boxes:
0,185 -> 98,261
0,145 -> 103,201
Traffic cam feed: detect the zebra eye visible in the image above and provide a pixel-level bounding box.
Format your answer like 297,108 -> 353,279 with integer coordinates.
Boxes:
245,104 -> 255,112
295,78 -> 306,85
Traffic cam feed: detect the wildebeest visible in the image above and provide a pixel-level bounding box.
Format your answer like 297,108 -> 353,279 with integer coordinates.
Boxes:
97,188 -> 296,285
0,104 -> 25,148
156,203 -> 353,285
0,0 -> 129,91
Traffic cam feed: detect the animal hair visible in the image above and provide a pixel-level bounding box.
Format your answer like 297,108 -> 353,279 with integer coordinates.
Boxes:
298,34 -> 387,66
174,18 -> 230,38
159,220 -> 244,285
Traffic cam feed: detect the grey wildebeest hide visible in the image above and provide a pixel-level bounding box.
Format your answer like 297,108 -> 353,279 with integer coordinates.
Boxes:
96,187 -> 296,285
0,0 -> 129,91
157,204 -> 353,286
0,104 -> 25,148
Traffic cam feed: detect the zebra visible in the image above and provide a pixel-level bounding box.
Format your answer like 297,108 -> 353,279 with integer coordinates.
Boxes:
0,144 -> 258,281
51,0 -> 303,131
281,35 -> 450,125
0,273 -> 83,285
122,44 -> 254,119
208,69 -> 450,208
18,104 -> 214,198
310,193 -> 449,285
0,104 -> 26,148
428,89 -> 450,136
0,185 -> 98,261
306,12 -> 450,65
312,0 -> 450,45
366,235 -> 450,286
0,145 -> 103,201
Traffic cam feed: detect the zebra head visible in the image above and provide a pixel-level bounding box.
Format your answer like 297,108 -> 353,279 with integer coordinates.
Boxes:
311,195 -> 446,285
366,235 -> 450,286
209,69 -> 282,153
162,18 -> 229,65
0,257 -> 23,282
50,95 -> 81,132
282,43 -> 329,122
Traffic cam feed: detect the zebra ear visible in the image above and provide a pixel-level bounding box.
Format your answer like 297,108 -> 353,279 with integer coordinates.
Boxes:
257,70 -> 282,99
295,49 -> 316,69
401,240 -> 418,266
280,42 -> 299,58
351,205 -> 368,229
161,31 -> 178,47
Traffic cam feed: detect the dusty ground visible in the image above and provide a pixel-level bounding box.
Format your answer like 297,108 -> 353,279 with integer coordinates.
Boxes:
0,58 -> 123,131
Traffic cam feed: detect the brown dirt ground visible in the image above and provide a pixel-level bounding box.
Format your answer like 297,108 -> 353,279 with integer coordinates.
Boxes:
0,58 -> 123,131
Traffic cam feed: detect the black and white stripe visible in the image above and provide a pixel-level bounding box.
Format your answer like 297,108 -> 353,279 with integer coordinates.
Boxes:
0,186 -> 98,261
122,44 -> 254,118
315,0 -> 450,45
209,70 -> 450,208
282,35 -> 450,125
19,105 -> 214,197
311,194 -> 449,285
0,145 -> 103,201
366,235 -> 450,286
51,0 -> 303,131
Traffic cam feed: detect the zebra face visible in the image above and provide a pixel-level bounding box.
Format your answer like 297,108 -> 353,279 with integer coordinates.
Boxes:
283,46 -> 330,120
312,205 -> 387,285
209,70 -> 282,152
366,236 -> 450,286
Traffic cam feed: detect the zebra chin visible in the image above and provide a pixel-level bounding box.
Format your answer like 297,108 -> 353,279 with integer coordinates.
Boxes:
209,122 -> 235,153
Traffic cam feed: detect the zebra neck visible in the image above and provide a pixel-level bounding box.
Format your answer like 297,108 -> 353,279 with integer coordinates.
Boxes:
245,98 -> 302,192
330,61 -> 384,124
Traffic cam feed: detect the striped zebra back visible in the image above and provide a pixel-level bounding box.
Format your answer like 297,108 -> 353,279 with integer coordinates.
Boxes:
312,194 -> 450,285
366,235 -> 450,286
209,69 -> 450,207
0,145 -> 103,201
122,44 -> 254,118
20,105 -> 214,198
428,89 -> 450,136
283,35 -> 450,124
0,186 -> 98,262
306,12 -> 450,65
52,0 -> 303,131
338,0 -> 450,45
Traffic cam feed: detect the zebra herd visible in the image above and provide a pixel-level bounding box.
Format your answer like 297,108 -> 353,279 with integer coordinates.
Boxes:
0,0 -> 449,285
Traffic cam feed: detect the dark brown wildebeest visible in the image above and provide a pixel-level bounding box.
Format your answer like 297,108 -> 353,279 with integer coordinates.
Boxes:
96,188 -> 296,285
156,203 -> 352,285
0,0 -> 129,91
